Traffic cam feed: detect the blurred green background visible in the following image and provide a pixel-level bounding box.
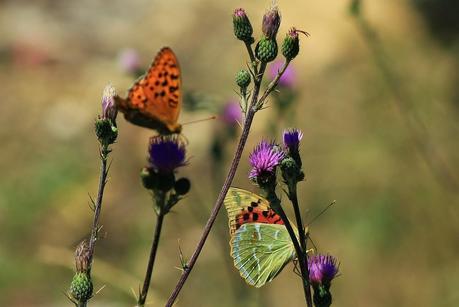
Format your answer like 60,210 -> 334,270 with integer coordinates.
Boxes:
1,0 -> 458,306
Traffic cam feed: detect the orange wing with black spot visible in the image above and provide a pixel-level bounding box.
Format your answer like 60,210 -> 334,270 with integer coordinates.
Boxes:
224,187 -> 286,236
115,47 -> 182,134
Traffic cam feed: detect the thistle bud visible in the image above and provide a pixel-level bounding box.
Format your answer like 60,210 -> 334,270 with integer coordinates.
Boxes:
174,177 -> 191,195
313,286 -> 333,307
233,8 -> 254,43
255,37 -> 278,63
262,6 -> 281,39
69,272 -> 93,303
140,167 -> 158,190
96,84 -> 118,147
75,240 -> 91,273
282,28 -> 300,60
235,69 -> 251,89
95,118 -> 118,147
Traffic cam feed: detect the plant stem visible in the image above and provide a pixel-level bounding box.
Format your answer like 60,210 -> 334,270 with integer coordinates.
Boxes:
137,206 -> 165,306
244,41 -> 258,76
257,60 -> 291,109
87,145 -> 110,270
288,184 -> 313,306
165,64 -> 268,307
266,189 -> 313,307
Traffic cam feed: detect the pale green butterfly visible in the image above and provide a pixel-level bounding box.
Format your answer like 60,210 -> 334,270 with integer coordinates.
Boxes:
224,187 -> 299,288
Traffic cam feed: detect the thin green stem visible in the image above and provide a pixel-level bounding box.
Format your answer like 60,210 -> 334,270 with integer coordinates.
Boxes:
87,145 -> 110,271
289,184 -> 313,306
257,60 -> 291,108
137,193 -> 166,306
244,41 -> 258,77
266,189 -> 313,307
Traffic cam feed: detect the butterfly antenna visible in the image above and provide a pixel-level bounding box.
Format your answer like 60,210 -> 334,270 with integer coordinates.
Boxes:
308,235 -> 319,252
306,200 -> 336,226
181,116 -> 217,126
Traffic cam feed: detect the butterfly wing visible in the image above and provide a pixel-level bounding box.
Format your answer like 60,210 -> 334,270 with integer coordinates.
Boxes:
224,187 -> 297,287
224,187 -> 287,236
231,223 -> 295,288
116,47 -> 182,134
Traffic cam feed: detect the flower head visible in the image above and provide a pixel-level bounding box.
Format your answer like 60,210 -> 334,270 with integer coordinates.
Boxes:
269,59 -> 296,87
262,5 -> 281,39
308,254 -> 339,287
221,99 -> 242,125
233,8 -> 254,43
282,27 -> 300,60
283,128 -> 303,151
101,84 -> 118,122
148,135 -> 187,174
249,140 -> 285,181
119,48 -> 141,74
74,240 -> 90,274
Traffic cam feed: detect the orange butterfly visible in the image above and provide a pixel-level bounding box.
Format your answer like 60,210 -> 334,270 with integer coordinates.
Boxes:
115,47 -> 182,134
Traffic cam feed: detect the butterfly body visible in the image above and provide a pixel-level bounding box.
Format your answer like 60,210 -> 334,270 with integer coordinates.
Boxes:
224,187 -> 298,287
115,47 -> 182,134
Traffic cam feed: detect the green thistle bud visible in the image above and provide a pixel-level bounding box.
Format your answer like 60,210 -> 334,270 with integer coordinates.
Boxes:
255,37 -> 278,63
69,272 -> 93,302
280,157 -> 302,186
233,8 -> 254,43
282,28 -> 310,61
313,285 -> 332,307
95,119 -> 118,146
282,28 -> 300,60
235,69 -> 251,89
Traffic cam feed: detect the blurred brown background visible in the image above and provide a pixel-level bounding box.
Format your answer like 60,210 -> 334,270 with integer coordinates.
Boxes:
1,0 -> 458,306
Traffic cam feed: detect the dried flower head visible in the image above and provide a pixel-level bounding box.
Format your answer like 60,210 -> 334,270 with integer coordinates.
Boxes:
75,240 -> 91,273
101,84 -> 118,122
249,140 -> 285,181
262,5 -> 281,39
148,135 -> 187,174
308,254 -> 339,288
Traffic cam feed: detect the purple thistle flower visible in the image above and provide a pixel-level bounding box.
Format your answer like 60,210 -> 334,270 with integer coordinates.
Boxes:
308,254 -> 339,287
148,135 -> 187,174
221,99 -> 242,125
269,59 -> 296,88
101,84 -> 117,122
283,128 -> 303,151
119,48 -> 141,74
249,140 -> 285,180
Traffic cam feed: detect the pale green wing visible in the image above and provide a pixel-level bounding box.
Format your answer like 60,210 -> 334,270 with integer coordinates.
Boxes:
231,223 -> 296,288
